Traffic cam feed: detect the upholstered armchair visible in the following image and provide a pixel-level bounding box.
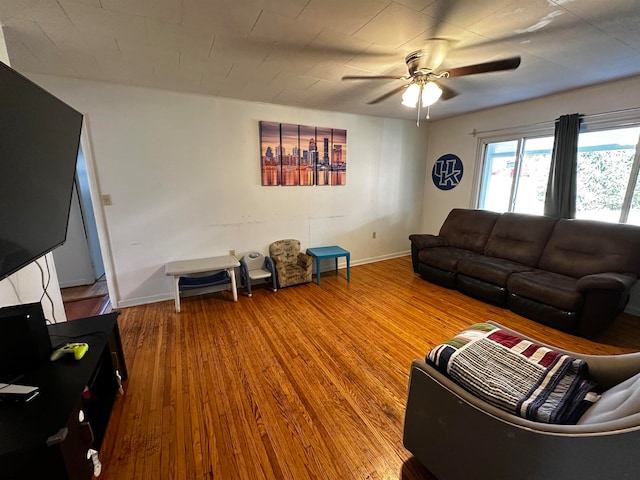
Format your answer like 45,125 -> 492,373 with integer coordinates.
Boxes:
269,239 -> 313,288
403,321 -> 640,480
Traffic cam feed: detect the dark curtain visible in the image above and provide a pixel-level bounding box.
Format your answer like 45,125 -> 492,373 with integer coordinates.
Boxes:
544,113 -> 581,218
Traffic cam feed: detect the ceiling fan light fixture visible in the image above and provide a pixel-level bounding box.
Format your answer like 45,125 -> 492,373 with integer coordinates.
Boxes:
421,81 -> 442,106
401,83 -> 421,107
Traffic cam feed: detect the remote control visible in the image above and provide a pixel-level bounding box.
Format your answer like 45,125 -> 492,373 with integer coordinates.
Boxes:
50,342 -> 89,361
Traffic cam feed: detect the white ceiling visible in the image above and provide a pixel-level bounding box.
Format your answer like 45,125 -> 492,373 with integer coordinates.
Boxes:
1,0 -> 640,121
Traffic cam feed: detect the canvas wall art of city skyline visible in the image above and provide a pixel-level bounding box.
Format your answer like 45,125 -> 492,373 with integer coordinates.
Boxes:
260,121 -> 347,186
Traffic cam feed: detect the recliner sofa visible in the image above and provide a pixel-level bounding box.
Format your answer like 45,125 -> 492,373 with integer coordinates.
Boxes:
409,208 -> 640,338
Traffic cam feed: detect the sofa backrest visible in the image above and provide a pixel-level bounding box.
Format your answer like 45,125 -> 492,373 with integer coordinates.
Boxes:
539,219 -> 640,278
484,213 -> 558,267
439,209 -> 500,253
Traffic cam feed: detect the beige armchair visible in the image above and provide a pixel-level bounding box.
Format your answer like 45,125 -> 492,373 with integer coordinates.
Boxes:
269,239 -> 313,288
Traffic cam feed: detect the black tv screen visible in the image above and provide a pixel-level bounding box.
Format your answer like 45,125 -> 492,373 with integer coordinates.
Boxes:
0,61 -> 83,281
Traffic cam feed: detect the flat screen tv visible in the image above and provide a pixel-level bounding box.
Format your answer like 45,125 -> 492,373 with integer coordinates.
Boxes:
0,61 -> 83,282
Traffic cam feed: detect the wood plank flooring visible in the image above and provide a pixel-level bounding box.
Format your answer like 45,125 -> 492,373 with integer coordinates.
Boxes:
62,280 -> 111,320
98,256 -> 640,480
61,280 -> 109,302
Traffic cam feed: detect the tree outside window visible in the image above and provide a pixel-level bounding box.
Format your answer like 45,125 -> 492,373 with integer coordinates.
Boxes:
575,127 -> 640,223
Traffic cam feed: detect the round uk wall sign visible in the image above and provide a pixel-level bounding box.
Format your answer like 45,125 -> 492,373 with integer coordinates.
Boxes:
432,153 -> 463,191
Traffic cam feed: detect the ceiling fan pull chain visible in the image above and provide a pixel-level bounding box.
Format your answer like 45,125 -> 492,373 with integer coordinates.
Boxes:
426,104 -> 431,120
416,83 -> 423,126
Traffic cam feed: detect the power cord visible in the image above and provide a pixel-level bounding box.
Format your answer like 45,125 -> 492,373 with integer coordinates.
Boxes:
37,256 -> 56,324
49,331 -> 108,349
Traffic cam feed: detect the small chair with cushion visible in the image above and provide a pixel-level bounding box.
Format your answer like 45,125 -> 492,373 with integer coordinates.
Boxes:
239,251 -> 277,297
269,239 -> 313,288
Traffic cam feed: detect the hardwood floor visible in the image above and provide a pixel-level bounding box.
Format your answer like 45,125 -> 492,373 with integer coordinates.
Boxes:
61,280 -> 109,302
61,280 -> 111,320
98,256 -> 640,480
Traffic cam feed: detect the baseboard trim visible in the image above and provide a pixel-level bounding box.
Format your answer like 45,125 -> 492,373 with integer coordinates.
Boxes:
116,293 -> 174,309
316,250 -> 410,272
351,251 -> 410,267
115,252 -> 412,309
58,278 -> 95,289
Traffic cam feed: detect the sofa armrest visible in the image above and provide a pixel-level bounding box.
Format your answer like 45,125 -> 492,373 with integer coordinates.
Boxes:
576,272 -> 637,293
409,234 -> 447,250
297,252 -> 313,274
271,255 -> 287,275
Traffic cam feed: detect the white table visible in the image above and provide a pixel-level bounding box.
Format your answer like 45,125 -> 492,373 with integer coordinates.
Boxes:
165,255 -> 240,312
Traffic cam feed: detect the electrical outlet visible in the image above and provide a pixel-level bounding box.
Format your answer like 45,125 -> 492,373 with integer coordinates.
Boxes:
229,249 -> 236,257
372,231 -> 377,239
102,194 -> 112,206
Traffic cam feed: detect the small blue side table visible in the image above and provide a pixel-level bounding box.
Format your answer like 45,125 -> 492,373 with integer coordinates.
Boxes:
306,246 -> 351,285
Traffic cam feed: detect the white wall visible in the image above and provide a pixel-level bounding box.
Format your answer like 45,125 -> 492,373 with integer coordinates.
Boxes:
0,26 -> 8,64
31,76 -> 428,307
422,75 -> 640,314
0,27 -> 66,322
52,184 -> 96,288
0,257 -> 67,323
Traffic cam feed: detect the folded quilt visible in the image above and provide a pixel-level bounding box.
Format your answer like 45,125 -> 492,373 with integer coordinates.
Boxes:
427,323 -> 599,424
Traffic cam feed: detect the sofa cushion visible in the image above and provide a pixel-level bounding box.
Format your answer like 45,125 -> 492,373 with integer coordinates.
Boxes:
507,269 -> 583,311
458,255 -> 533,287
507,293 -> 579,333
438,208 -> 500,253
484,213 -> 557,266
418,247 -> 479,272
539,219 -> 640,278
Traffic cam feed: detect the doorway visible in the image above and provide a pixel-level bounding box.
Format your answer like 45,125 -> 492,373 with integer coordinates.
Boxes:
53,142 -> 110,319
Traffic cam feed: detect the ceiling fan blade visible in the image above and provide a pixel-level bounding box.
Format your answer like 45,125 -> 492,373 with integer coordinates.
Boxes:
342,75 -> 406,80
424,38 -> 451,71
367,85 -> 408,104
445,56 -> 521,78
439,83 -> 458,101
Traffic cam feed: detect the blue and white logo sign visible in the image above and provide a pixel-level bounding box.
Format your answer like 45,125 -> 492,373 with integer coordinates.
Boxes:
432,153 -> 463,190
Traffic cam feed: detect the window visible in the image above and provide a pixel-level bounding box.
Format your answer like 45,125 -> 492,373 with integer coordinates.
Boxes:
478,136 -> 554,214
575,126 -> 640,223
475,119 -> 640,225
629,168 -> 640,225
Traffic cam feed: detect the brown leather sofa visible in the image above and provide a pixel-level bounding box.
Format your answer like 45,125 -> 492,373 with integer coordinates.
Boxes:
409,208 -> 640,338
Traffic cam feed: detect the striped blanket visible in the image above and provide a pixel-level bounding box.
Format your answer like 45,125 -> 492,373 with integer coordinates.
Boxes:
427,323 -> 599,424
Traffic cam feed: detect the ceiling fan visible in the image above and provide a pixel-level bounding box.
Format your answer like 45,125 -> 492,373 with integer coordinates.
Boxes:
341,39 -> 521,125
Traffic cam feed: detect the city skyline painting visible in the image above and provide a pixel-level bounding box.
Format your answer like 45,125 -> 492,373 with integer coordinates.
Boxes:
260,121 -> 280,186
281,123 -> 300,186
260,121 -> 347,186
